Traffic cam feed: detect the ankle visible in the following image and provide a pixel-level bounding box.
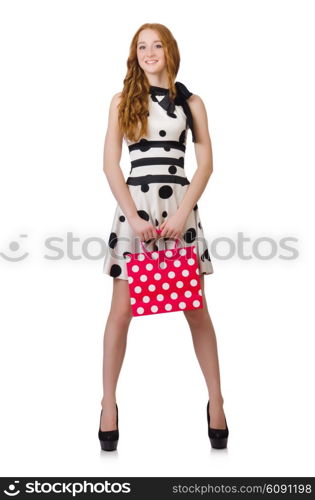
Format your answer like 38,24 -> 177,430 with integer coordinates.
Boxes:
101,397 -> 116,409
209,395 -> 224,406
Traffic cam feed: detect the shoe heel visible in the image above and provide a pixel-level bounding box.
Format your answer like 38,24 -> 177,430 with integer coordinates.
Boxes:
99,438 -> 118,451
209,436 -> 228,449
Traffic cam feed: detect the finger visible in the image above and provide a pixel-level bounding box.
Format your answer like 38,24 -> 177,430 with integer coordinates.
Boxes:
144,231 -> 151,242
164,228 -> 173,238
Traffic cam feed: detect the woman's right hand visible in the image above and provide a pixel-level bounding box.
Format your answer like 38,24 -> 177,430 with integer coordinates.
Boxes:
129,215 -> 160,242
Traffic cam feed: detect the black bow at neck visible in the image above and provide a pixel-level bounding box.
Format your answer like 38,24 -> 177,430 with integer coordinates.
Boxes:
149,81 -> 196,142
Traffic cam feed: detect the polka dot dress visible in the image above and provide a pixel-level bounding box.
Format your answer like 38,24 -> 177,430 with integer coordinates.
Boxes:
103,81 -> 214,280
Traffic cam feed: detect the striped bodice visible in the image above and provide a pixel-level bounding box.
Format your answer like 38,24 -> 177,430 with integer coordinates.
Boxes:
124,84 -> 193,188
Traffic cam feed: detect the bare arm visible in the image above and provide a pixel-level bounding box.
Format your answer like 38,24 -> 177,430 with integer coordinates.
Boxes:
103,93 -> 139,219
103,93 -> 158,241
176,94 -> 213,219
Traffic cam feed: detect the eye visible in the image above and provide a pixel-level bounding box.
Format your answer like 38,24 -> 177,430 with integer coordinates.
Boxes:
138,44 -> 163,50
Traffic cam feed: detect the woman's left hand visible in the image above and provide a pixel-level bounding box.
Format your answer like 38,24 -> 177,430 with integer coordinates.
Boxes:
158,211 -> 187,239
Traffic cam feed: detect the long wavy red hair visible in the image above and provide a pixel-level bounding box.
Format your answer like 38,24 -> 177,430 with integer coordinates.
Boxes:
118,23 -> 180,143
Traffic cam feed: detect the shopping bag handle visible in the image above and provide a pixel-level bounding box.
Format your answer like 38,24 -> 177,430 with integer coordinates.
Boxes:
140,228 -> 181,255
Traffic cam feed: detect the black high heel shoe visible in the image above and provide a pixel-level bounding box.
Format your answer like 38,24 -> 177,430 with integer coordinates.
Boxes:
98,403 -> 119,451
207,400 -> 229,449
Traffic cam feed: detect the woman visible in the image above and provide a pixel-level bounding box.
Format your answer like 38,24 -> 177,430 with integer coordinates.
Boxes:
99,23 -> 229,451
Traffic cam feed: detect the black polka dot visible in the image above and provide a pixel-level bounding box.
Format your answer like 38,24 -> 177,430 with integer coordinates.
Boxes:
183,227 -> 196,243
139,139 -> 150,152
164,145 -> 171,151
179,129 -> 186,143
159,130 -> 166,137
137,209 -> 150,221
204,248 -> 211,261
159,185 -> 173,199
168,165 -> 177,174
198,222 -> 202,229
162,211 -> 167,217
193,204 -> 198,211
141,184 -> 149,192
123,251 -> 132,259
110,264 -> 122,277
155,219 -> 159,226
178,156 -> 184,167
119,215 -> 125,222
108,232 -> 118,249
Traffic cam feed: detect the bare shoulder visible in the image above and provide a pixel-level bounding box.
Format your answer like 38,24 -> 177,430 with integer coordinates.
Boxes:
187,93 -> 206,114
187,93 -> 211,146
107,92 -> 123,128
110,92 -> 123,109
106,92 -> 124,142
113,91 -> 122,101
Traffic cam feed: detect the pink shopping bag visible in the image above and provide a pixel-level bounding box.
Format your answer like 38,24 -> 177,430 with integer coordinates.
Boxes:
126,229 -> 204,317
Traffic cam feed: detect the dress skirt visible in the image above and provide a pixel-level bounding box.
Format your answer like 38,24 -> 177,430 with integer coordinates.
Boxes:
103,180 -> 214,280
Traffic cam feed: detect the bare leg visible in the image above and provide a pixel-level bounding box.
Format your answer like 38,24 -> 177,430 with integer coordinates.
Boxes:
183,274 -> 227,429
100,277 -> 133,431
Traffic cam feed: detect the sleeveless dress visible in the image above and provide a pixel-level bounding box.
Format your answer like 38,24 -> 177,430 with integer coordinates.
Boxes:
103,81 -> 214,280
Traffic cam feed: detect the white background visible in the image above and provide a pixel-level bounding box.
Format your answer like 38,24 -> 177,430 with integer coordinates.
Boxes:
0,0 -> 314,477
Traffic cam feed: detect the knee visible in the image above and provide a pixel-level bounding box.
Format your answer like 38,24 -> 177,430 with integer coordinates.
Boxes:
183,306 -> 208,325
109,302 -> 133,326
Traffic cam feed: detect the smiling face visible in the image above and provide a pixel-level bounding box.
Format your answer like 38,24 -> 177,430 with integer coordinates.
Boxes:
136,28 -> 167,79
